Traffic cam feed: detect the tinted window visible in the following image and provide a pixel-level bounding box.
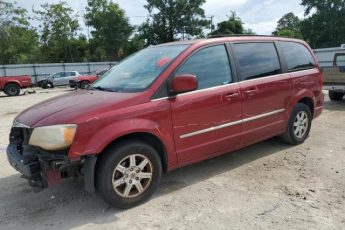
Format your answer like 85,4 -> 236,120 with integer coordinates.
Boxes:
280,42 -> 315,71
233,42 -> 281,81
175,45 -> 232,90
70,72 -> 76,76
335,54 -> 345,66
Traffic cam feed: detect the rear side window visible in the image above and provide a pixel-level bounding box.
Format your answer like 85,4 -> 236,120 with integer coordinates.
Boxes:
280,42 -> 316,71
233,43 -> 281,81
335,54 -> 345,66
175,45 -> 232,90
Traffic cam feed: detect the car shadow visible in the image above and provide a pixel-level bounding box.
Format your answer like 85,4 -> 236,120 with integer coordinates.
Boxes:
0,137 -> 293,229
323,99 -> 345,111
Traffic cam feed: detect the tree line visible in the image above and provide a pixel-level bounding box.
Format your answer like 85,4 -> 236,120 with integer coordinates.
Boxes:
1,0 -> 344,65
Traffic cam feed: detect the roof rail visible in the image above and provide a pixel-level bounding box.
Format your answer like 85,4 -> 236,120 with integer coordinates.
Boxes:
207,34 -> 277,38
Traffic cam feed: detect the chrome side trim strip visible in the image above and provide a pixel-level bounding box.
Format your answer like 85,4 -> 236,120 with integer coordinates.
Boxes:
180,109 -> 285,139
242,109 -> 285,123
180,120 -> 242,139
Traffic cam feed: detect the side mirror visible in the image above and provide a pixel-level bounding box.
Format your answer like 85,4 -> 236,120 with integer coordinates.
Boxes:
171,74 -> 198,94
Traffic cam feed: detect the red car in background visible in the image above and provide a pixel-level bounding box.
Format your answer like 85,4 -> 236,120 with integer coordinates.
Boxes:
69,69 -> 109,89
0,75 -> 32,96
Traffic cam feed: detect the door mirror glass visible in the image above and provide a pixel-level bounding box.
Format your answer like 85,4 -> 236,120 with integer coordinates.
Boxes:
171,74 -> 198,94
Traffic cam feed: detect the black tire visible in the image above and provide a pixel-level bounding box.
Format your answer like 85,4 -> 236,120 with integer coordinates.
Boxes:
79,81 -> 90,89
4,83 -> 20,96
281,103 -> 312,145
96,139 -> 162,209
329,90 -> 344,101
42,82 -> 48,89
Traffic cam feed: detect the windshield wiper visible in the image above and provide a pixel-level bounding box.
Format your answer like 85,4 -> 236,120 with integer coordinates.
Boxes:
90,86 -> 118,92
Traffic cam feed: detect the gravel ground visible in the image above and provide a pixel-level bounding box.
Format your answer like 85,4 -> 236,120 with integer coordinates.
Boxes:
0,88 -> 344,230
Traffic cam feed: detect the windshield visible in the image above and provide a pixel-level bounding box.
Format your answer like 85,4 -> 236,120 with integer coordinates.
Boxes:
92,45 -> 188,92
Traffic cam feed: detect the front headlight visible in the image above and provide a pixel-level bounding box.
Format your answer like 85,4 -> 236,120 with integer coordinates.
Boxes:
29,125 -> 77,151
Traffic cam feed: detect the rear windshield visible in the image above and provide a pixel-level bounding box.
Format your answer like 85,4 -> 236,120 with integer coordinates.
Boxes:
92,45 -> 189,92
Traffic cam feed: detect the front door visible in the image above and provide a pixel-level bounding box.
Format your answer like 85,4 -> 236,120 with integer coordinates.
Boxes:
52,72 -> 64,86
232,42 -> 292,145
170,44 -> 242,165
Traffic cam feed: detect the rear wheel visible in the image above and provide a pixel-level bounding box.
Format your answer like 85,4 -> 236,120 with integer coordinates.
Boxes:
4,83 -> 20,96
282,103 -> 312,145
329,90 -> 344,101
96,140 -> 162,209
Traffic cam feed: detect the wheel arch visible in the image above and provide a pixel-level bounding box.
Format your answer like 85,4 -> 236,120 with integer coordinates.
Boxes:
97,132 -> 168,173
4,81 -> 21,88
297,97 -> 314,117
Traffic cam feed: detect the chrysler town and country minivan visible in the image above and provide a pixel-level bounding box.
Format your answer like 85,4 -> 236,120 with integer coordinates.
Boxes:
7,36 -> 323,208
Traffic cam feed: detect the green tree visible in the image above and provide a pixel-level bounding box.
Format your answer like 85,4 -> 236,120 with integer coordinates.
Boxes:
85,0 -> 133,61
0,1 -> 39,64
34,1 -> 82,62
273,12 -> 302,38
140,0 -> 210,45
300,0 -> 345,48
209,12 -> 253,36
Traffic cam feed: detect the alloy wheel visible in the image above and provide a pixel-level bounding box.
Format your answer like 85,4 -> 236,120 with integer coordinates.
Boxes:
112,154 -> 153,198
293,111 -> 309,139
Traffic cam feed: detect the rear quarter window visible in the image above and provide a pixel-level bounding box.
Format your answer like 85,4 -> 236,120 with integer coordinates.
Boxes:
280,41 -> 316,71
232,42 -> 281,81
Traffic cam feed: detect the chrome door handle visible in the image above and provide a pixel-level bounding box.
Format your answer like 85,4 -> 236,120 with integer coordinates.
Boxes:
224,92 -> 240,101
244,89 -> 258,96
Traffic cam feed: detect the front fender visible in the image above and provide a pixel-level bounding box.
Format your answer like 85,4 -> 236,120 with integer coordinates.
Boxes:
69,117 -> 177,168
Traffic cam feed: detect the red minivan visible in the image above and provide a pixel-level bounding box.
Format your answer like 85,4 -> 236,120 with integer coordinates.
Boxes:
7,36 -> 323,208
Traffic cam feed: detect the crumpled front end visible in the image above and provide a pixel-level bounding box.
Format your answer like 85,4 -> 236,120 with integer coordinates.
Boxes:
7,123 -> 81,189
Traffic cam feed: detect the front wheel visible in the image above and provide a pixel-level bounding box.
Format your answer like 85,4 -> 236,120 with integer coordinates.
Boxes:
96,140 -> 162,209
281,103 -> 312,145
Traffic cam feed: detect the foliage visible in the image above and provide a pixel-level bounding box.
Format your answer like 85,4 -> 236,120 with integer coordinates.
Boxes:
209,12 -> 245,36
300,0 -> 345,48
139,0 -> 210,45
85,0 -> 133,61
0,1 -> 39,64
273,12 -> 302,38
33,1 -> 83,62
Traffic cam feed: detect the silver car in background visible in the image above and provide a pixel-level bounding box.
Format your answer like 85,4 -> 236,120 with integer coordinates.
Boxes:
37,71 -> 81,88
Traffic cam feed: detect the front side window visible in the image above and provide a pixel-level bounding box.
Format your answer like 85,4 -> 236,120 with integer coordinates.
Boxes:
233,42 -> 281,81
175,45 -> 232,90
280,41 -> 316,71
54,72 -> 63,78
92,45 -> 188,92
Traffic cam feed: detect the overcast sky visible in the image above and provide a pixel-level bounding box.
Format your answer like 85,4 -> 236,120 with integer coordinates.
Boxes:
16,0 -> 305,35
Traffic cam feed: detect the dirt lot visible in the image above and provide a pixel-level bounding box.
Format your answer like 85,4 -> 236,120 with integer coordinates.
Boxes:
0,88 -> 344,230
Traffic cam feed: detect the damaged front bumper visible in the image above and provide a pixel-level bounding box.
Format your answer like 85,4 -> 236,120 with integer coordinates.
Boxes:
6,127 -> 81,189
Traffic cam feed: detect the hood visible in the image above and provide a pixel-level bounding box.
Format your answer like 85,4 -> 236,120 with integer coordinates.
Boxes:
16,90 -> 146,127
